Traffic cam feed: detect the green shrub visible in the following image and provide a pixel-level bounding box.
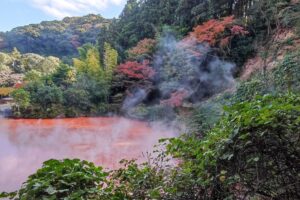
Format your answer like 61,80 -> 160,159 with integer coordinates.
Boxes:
63,87 -> 92,117
234,74 -> 272,102
108,159 -> 169,200
273,51 -> 300,91
11,89 -> 31,117
166,93 -> 300,199
188,93 -> 233,134
214,93 -> 300,199
1,159 -> 108,200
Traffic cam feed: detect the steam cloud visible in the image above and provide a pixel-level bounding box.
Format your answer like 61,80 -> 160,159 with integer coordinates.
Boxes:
122,88 -> 147,111
122,33 -> 236,116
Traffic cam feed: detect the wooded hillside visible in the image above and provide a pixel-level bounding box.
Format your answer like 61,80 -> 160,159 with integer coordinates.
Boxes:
0,14 -> 111,61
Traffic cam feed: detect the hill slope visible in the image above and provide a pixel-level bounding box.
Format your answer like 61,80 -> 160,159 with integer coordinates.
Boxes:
0,14 -> 111,60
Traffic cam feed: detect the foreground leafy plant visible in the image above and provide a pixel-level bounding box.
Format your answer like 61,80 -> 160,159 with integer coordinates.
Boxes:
1,159 -> 108,200
214,93 -> 300,199
167,93 -> 300,199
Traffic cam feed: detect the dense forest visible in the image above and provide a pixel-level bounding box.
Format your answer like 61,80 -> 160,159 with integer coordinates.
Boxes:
0,14 -> 110,61
1,0 -> 300,199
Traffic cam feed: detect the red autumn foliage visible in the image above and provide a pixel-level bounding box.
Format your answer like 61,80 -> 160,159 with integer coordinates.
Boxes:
189,16 -> 248,48
117,60 -> 155,80
128,38 -> 157,58
160,90 -> 189,108
190,16 -> 235,45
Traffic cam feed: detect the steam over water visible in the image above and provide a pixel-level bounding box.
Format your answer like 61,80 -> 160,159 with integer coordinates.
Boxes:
0,117 -> 177,192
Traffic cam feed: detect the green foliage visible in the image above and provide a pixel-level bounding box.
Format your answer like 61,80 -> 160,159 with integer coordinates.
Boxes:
63,87 -> 92,117
3,159 -> 108,200
103,42 -> 118,82
277,0 -> 300,33
51,64 -> 76,87
13,81 -> 64,118
108,159 -> 168,200
24,70 -> 42,82
234,74 -> 272,102
273,51 -> 300,91
72,43 -> 117,112
10,51 -> 59,74
0,52 -> 13,65
74,43 -> 118,82
72,74 -> 109,108
11,47 -> 21,59
11,89 -> 30,109
30,84 -> 63,109
98,0 -> 179,57
189,100 -> 224,134
166,93 -> 300,199
213,93 -> 300,199
0,49 -> 60,75
240,0 -> 298,44
13,42 -> 118,118
74,44 -> 102,79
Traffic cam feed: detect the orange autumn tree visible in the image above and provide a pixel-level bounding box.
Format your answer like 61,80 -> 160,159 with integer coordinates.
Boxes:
189,16 -> 248,48
127,38 -> 157,60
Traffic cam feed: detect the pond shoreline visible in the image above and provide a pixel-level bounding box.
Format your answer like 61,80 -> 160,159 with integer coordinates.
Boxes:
0,103 -> 151,122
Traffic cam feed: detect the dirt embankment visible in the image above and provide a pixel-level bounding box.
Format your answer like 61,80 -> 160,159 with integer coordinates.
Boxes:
241,28 -> 300,80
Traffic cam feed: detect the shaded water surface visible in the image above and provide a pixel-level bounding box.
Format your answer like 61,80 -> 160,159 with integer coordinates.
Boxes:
0,117 -> 176,192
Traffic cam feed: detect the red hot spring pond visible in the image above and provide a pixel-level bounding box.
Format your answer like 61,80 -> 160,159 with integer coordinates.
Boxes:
0,117 -> 177,192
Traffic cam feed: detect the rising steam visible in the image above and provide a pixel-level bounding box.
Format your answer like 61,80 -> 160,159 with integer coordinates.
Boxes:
122,32 -> 236,116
